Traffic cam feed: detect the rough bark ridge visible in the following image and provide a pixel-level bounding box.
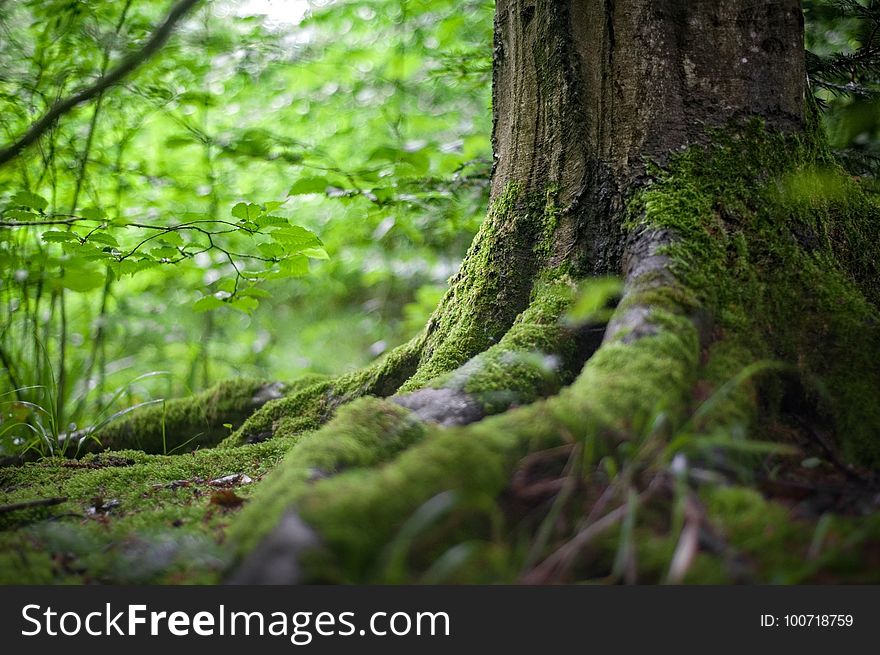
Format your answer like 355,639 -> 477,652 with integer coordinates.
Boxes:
4,1 -> 880,584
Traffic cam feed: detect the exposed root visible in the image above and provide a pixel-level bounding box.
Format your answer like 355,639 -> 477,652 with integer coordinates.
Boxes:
69,379 -> 285,456
393,277 -> 605,426
227,227 -> 705,582
398,184 -> 552,391
221,335 -> 425,447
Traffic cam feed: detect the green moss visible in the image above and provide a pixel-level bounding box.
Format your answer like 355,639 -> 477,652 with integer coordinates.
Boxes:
0,438 -> 298,583
702,486 -> 880,583
693,339 -> 762,434
428,278 -> 579,414
227,307 -> 700,581
85,378 -> 279,455
227,397 -> 427,557
401,183 -> 564,391
222,336 -> 423,446
631,122 -> 880,464
221,380 -> 334,447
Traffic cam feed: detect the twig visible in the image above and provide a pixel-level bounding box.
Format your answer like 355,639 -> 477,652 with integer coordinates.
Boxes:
0,497 -> 67,514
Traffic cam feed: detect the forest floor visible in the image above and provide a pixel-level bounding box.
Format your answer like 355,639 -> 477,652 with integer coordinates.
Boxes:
1,411 -> 879,584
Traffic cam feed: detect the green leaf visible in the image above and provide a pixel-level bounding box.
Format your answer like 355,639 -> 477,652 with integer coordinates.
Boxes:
288,177 -> 331,196
87,232 -> 118,247
265,255 -> 309,279
238,286 -> 270,299
301,246 -> 329,260
254,214 -> 289,229
80,207 -> 105,221
158,231 -> 184,247
63,241 -> 114,261
271,225 -> 321,250
368,146 -> 430,176
193,295 -> 226,312
216,278 -> 237,293
12,191 -> 48,212
262,201 -> 287,212
3,209 -> 39,221
232,202 -> 262,221
150,246 -> 179,260
42,231 -> 79,243
60,267 -> 104,292
109,258 -> 159,278
229,296 -> 259,314
257,242 -> 285,259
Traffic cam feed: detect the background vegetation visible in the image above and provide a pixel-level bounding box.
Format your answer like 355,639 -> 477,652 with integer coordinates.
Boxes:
0,0 -> 876,458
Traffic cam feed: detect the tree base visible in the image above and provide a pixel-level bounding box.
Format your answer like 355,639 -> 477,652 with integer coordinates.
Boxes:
1,124 -> 879,584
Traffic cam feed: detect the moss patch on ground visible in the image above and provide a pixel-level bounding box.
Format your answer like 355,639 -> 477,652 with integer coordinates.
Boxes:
0,438 -> 295,583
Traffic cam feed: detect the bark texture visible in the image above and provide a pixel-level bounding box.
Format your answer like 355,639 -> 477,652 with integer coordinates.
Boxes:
491,0 -> 805,271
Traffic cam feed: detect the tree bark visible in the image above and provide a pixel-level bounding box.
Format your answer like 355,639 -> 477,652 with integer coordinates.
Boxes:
489,0 -> 805,267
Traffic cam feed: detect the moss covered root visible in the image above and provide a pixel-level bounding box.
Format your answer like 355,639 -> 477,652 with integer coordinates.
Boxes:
227,269 -> 702,582
72,378 -> 286,456
400,184 -> 564,391
221,336 -> 424,447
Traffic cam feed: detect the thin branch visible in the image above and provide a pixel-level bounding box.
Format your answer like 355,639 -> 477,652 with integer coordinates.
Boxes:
0,497 -> 67,515
0,0 -> 202,168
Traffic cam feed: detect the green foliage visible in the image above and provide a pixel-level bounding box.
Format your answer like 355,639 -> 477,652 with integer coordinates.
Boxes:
805,0 -> 880,184
0,0 -> 493,456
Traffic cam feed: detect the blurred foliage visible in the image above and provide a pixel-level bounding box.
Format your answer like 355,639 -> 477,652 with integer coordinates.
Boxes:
805,0 -> 880,185
0,0 -> 493,454
0,0 -> 875,456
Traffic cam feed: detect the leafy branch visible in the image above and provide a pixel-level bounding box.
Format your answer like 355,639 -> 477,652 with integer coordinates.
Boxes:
0,0 -> 202,168
1,196 -> 329,313
808,0 -> 880,102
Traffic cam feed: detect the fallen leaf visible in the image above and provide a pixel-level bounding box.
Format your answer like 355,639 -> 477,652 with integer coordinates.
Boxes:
209,490 -> 246,508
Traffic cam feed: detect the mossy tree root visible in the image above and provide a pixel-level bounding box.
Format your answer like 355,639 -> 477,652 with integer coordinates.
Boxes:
61,378 -> 287,458
219,335 -> 426,447
227,226 -> 707,583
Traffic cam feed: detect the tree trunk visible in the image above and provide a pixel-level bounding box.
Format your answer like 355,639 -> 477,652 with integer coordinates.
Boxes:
491,0 -> 805,268
401,0 -> 807,389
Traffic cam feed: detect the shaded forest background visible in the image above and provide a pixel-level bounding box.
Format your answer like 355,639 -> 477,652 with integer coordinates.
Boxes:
0,0 -> 877,458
